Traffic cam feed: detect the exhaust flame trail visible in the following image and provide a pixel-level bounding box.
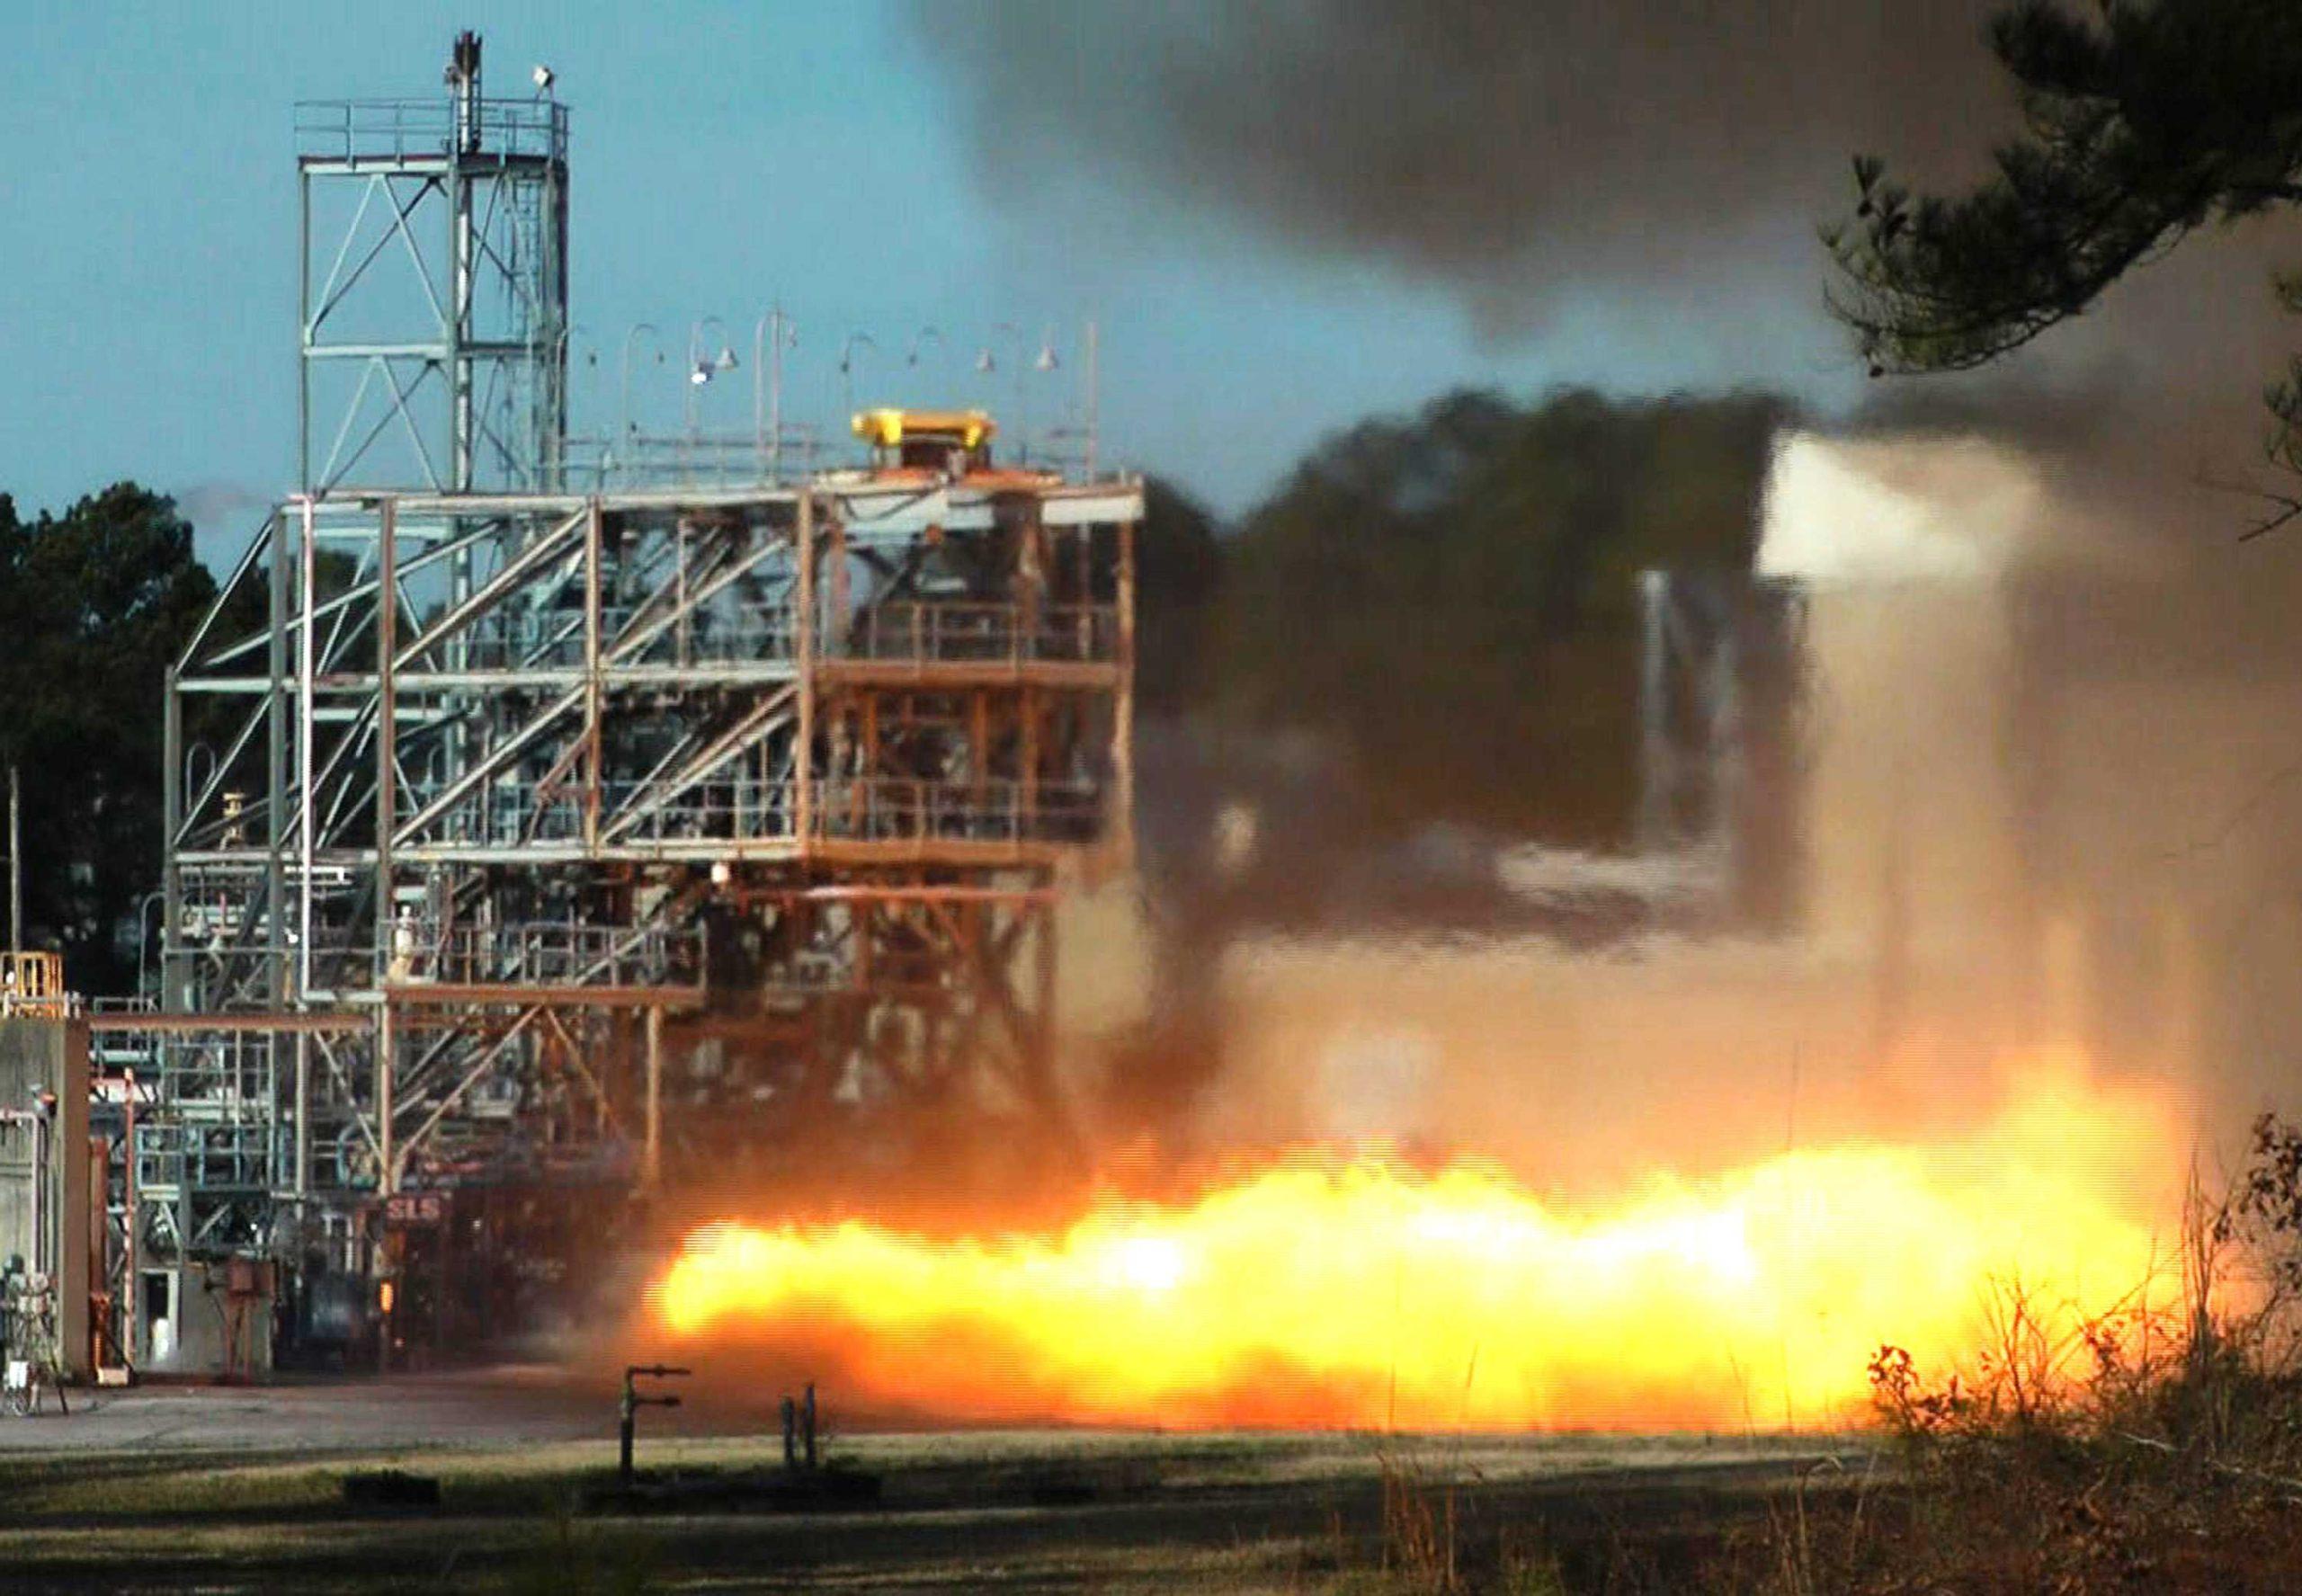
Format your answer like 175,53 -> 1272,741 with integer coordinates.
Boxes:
651,1060 -> 2180,1430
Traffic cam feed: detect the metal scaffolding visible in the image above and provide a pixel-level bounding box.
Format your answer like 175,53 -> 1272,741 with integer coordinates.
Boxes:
298,30 -> 568,495
147,475 -> 1136,1322
118,34 -> 1140,1365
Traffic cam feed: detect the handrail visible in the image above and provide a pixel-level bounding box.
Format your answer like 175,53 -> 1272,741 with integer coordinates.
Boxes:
386,772 -> 1105,850
0,952 -> 75,1019
375,920 -> 698,987
843,602 -> 1119,666
294,96 -> 568,164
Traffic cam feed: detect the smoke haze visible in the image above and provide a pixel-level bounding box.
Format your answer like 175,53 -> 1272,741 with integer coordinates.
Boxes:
909,1 -> 2002,326
911,0 -> 2301,504
1149,429 -> 2302,1187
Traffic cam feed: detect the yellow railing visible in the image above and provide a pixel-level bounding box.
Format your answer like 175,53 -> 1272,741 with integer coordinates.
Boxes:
0,951 -> 73,1019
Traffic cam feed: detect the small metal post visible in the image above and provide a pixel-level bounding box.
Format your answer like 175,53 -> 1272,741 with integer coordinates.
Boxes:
583,500 -> 602,850
268,511 -> 288,1005
794,493 -> 815,847
641,1003 -> 662,1189
378,1003 -> 397,1196
1084,319 -> 1099,478
618,1363 -> 690,1489
297,497 -> 317,1002
781,1394 -> 798,1468
123,1068 -> 138,1362
6,760 -> 18,956
620,1380 -> 637,1485
162,664 -> 180,1006
803,1380 -> 817,1470
449,35 -> 478,491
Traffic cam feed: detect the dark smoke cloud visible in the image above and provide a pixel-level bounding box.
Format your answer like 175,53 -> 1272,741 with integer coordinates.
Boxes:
902,0 -> 2302,1166
909,0 -> 2298,478
907,0 -> 2005,331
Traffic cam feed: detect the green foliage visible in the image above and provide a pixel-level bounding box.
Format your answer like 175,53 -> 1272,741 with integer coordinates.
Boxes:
1829,0 -> 2302,522
0,485 -> 216,992
1832,0 -> 2302,370
1202,388 -> 1788,843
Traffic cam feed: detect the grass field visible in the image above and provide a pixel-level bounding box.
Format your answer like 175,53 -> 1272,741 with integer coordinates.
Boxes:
0,1377 -> 1854,1592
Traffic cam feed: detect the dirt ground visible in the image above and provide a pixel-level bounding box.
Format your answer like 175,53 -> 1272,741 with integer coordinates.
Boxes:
0,1370 -> 1860,1592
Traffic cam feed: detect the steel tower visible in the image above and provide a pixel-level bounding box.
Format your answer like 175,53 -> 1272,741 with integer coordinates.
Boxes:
115,36 -> 1138,1369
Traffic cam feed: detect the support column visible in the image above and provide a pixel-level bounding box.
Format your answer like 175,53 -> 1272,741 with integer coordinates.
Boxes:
162,664 -> 181,1006
1019,687 -> 1039,841
267,511 -> 288,1005
281,1031 -> 308,1219
377,1004 -> 397,1197
292,501 -> 319,1209
826,509 -> 849,653
297,498 -> 317,1000
794,493 -> 815,849
298,167 -> 311,489
969,690 -> 989,818
584,498 -> 603,851
376,498 -> 397,970
642,1003 -> 663,1190
449,139 -> 476,490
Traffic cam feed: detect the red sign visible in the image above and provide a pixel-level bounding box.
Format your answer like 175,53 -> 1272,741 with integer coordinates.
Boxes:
384,1192 -> 447,1226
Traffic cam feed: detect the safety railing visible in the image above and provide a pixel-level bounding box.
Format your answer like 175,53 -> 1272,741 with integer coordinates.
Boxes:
422,607 -> 803,673
399,778 -> 799,849
294,97 -> 568,164
382,920 -> 696,988
811,778 -> 1105,846
143,1034 -> 279,1111
397,774 -> 1105,851
133,1119 -> 277,1193
595,780 -> 797,846
840,603 -> 1120,667
560,427 -> 829,492
0,952 -> 74,1019
415,601 -> 1113,674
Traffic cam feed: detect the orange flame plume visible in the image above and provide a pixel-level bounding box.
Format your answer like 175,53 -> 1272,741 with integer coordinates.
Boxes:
650,1061 -> 2182,1431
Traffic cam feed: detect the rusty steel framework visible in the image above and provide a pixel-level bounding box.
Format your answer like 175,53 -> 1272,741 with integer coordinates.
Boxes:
117,35 -> 1139,1363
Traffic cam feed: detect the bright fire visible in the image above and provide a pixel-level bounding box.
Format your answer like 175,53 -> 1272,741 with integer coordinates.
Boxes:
651,1061 -> 2184,1430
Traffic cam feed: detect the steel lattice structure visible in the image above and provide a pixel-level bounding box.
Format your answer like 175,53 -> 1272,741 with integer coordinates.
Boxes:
115,35 -> 1139,1367
298,31 -> 568,495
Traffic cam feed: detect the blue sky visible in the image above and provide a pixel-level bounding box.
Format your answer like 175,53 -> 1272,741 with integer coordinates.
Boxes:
0,1 -> 1855,549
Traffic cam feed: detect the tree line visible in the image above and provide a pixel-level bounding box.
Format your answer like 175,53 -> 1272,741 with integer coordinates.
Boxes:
0,487 -> 217,994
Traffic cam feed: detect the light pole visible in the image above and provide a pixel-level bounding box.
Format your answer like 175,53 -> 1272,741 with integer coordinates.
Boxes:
754,307 -> 798,481
1084,318 -> 1099,477
975,324 -> 1058,460
1028,325 -> 1060,461
837,333 -> 878,450
686,317 -> 738,483
906,325 -> 944,388
559,321 -> 604,486
976,321 -> 1025,426
685,317 -> 738,430
619,322 -> 667,479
